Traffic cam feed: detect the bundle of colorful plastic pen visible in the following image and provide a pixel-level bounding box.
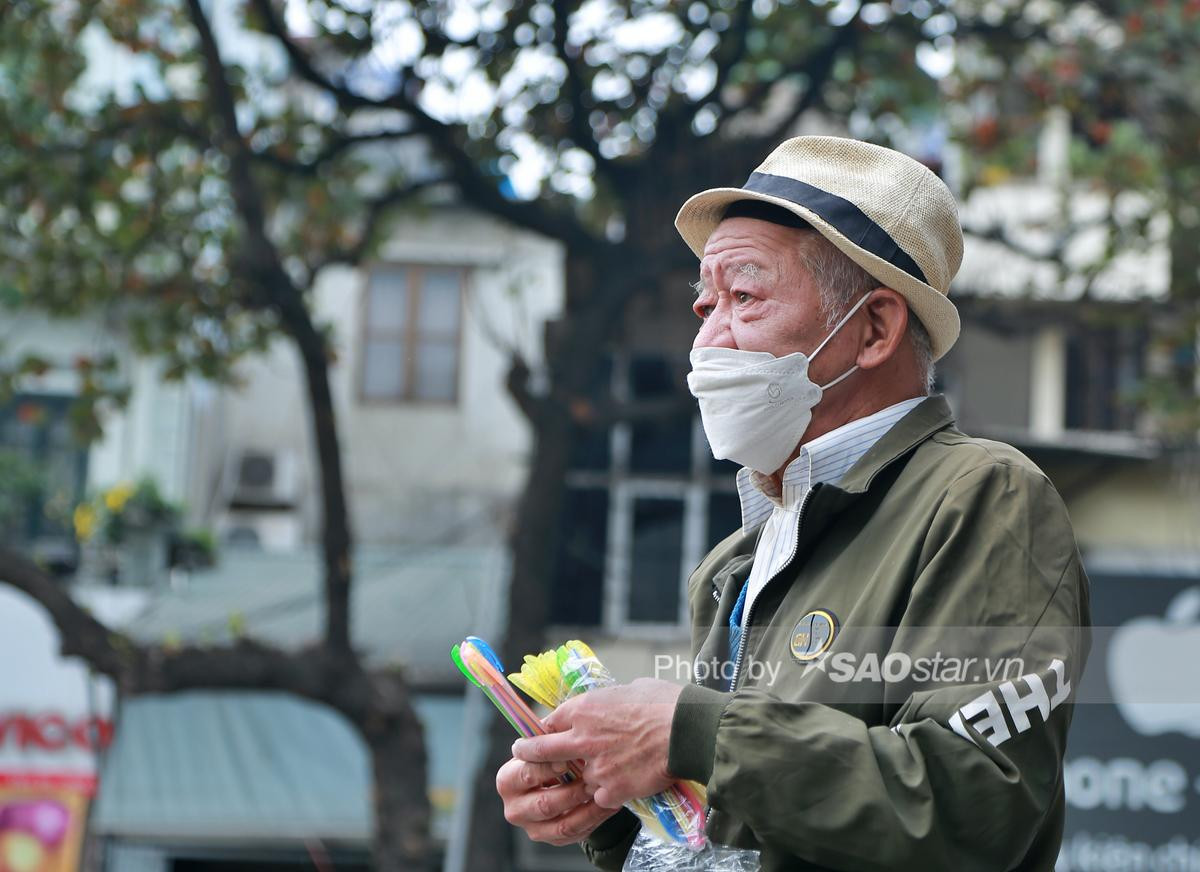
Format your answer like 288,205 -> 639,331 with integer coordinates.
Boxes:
452,636 -> 708,848
452,636 -> 585,784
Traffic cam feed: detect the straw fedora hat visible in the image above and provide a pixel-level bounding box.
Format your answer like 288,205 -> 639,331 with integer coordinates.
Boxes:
675,135 -> 963,360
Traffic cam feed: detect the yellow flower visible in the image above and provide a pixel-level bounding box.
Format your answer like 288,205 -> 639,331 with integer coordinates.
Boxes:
104,482 -> 135,512
74,504 -> 97,541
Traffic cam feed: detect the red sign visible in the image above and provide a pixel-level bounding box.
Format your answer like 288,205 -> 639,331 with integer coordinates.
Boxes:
0,715 -> 113,754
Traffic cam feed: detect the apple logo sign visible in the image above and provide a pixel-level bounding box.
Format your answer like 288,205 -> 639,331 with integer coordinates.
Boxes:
1108,586 -> 1200,739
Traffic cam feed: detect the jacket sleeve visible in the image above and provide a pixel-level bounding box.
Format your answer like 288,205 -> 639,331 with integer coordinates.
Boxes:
668,460 -> 1092,871
579,809 -> 640,870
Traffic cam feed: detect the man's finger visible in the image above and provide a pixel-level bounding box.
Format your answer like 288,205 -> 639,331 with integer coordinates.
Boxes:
496,758 -> 570,797
504,779 -> 591,826
513,729 -> 586,764
522,800 -> 620,848
591,785 -> 625,810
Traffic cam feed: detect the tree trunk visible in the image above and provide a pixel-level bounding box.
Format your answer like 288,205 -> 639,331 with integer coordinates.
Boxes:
461,403 -> 574,871
362,672 -> 434,872
287,309 -> 355,653
460,251 -> 614,870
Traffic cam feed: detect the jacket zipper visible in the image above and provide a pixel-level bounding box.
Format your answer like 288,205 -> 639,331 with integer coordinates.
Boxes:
698,486 -> 815,831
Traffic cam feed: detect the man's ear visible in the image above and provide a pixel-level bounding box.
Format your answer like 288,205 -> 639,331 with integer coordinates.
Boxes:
855,288 -> 909,370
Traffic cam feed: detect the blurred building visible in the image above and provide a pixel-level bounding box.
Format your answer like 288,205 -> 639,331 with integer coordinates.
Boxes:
2,202 -> 561,556
0,202 -> 563,870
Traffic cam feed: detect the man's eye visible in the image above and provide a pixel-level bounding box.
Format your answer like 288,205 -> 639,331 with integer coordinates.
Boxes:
733,291 -> 752,304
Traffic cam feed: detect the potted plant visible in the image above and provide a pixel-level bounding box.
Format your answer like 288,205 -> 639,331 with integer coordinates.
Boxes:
74,479 -> 180,587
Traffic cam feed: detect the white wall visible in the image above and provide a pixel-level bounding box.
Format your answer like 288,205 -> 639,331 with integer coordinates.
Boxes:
217,206 -> 565,543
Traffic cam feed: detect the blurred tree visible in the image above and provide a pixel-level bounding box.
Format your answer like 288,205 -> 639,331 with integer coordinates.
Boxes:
0,0 -> 1033,867
0,0 -> 431,867
948,0 -> 1200,436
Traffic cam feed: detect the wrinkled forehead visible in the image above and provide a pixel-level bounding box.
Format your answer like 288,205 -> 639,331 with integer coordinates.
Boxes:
699,212 -> 819,278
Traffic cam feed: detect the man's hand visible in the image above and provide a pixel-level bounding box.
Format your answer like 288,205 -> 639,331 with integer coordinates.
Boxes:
512,678 -> 684,810
495,758 -> 618,846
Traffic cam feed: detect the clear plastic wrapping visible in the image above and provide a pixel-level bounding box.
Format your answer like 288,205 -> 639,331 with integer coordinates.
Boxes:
622,829 -> 761,872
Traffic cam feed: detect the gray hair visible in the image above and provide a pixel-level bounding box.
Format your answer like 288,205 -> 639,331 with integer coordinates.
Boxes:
796,231 -> 935,394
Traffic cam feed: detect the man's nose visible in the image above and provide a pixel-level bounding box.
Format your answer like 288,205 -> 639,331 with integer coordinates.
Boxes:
693,303 -> 737,349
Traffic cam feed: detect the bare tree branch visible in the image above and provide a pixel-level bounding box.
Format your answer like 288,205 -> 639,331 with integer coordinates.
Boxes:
253,127 -> 425,177
248,0 -> 611,256
0,546 -> 130,678
505,354 -> 549,425
550,0 -> 627,186
0,544 -> 401,726
130,639 -> 382,717
569,393 -> 696,430
691,1 -> 756,123
313,175 -> 450,273
706,12 -> 862,147
962,208 -> 1112,268
951,0 -> 1054,43
186,0 -> 274,257
755,17 -> 863,146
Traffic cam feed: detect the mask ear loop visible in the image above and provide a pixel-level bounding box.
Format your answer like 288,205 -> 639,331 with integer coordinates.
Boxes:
809,291 -> 873,391
818,363 -> 859,392
808,291 -> 873,361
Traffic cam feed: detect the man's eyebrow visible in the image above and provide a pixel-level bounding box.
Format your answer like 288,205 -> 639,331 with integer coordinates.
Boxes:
691,263 -> 762,296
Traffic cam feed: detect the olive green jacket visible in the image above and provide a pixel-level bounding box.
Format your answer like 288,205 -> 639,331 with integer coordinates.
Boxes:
583,395 -> 1092,871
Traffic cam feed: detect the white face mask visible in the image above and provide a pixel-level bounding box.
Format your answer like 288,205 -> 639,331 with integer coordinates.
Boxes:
686,293 -> 870,475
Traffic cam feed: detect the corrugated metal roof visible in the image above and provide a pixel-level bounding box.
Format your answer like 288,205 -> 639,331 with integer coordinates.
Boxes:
80,545 -> 496,843
90,690 -> 465,843
91,692 -> 372,842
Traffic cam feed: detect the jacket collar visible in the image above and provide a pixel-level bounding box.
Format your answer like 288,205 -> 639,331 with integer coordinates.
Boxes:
834,394 -> 956,494
767,394 -> 955,566
714,395 -> 956,562
701,395 -> 957,623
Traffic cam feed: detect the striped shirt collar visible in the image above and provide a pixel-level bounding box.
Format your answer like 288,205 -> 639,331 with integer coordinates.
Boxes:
736,396 -> 926,532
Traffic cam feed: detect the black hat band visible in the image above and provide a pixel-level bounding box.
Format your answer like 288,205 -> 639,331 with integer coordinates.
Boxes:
741,171 -> 927,285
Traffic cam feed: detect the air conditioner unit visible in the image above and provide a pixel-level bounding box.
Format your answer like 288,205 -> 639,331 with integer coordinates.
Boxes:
227,449 -> 299,510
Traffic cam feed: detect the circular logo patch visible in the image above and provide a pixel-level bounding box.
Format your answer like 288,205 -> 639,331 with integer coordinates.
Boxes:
789,609 -> 839,662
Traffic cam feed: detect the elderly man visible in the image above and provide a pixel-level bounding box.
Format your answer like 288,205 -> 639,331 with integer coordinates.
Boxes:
498,136 -> 1091,870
